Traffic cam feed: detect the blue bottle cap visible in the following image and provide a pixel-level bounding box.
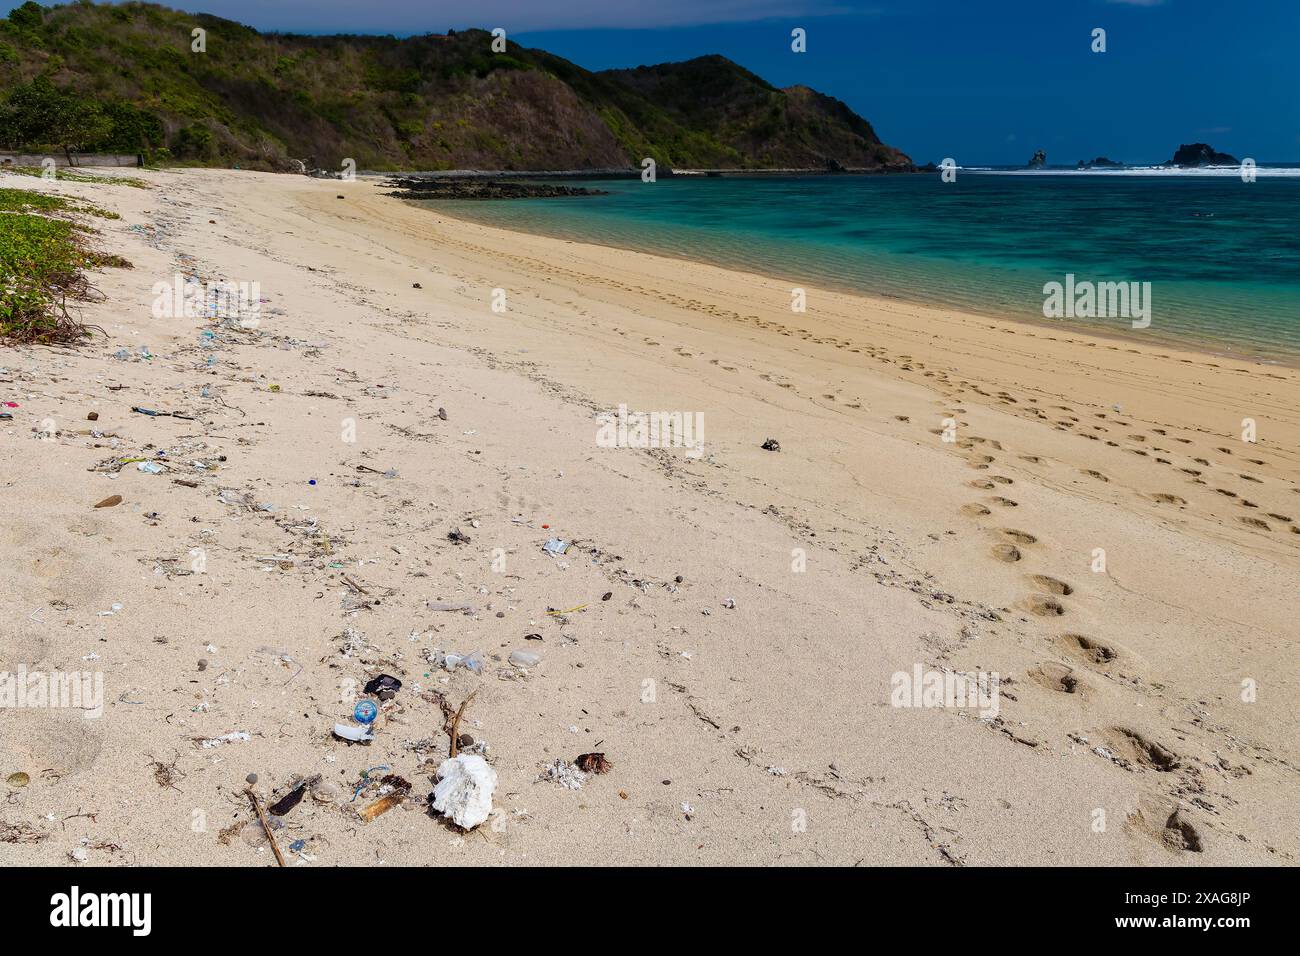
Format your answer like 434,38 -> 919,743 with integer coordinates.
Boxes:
354,699 -> 378,724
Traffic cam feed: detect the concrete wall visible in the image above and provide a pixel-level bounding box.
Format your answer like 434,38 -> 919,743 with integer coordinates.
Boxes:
0,152 -> 142,168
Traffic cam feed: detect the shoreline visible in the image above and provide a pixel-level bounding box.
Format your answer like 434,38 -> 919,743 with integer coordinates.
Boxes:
3,168 -> 1297,866
406,195 -> 1300,370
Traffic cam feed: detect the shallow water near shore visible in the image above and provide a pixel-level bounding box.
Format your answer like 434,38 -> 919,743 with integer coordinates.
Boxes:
412,172 -> 1300,361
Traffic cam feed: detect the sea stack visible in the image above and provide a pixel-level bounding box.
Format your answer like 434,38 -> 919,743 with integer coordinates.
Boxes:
1166,143 -> 1239,166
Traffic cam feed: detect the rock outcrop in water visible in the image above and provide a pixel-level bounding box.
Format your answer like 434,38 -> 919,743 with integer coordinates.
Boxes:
1166,143 -> 1239,166
1076,156 -> 1123,169
1027,150 -> 1047,168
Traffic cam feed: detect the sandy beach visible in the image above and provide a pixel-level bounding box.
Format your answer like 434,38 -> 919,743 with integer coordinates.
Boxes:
2,167 -> 1297,866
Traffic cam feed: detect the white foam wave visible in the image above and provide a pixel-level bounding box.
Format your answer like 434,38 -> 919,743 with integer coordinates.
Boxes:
961,166 -> 1300,177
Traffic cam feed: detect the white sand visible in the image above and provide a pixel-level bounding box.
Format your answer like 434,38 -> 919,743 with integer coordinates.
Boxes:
1,168 -> 1296,865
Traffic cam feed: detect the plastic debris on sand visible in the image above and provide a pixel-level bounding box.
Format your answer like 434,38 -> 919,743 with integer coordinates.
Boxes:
333,722 -> 374,743
432,754 -> 497,829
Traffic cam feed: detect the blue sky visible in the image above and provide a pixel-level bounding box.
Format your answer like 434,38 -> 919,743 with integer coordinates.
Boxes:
9,1 -> 1299,163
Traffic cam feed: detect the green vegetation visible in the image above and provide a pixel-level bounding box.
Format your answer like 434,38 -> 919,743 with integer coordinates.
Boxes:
0,185 -> 66,212
0,184 -> 120,217
0,165 -> 149,188
0,185 -> 128,344
0,2 -> 909,172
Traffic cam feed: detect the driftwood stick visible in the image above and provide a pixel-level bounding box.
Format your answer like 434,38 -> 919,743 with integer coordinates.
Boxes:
448,690 -> 478,758
245,787 -> 286,867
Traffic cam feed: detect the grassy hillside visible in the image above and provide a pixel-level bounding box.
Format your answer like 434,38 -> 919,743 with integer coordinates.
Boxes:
0,1 -> 911,173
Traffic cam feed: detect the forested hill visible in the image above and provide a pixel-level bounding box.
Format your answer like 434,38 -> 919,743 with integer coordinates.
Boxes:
0,1 -> 912,173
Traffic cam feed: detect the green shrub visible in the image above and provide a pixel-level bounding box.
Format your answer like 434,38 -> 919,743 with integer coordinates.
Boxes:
174,123 -> 214,159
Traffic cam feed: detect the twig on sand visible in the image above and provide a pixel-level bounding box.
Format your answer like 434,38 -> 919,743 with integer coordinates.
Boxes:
448,690 -> 478,758
245,787 -> 286,867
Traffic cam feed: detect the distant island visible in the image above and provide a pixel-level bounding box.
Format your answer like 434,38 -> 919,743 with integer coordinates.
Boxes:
1165,143 -> 1240,167
1017,143 -> 1244,170
0,1 -> 911,174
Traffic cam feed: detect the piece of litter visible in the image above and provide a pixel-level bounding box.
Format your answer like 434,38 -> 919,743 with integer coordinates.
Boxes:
432,754 -> 497,829
333,723 -> 374,743
508,649 -> 541,668
426,601 -> 476,614
439,651 -> 484,673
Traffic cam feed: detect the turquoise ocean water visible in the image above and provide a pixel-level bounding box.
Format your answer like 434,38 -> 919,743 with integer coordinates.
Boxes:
413,170 -> 1300,361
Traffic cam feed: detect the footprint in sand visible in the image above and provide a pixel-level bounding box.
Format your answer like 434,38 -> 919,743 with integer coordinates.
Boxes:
1029,574 -> 1074,595
1148,807 -> 1204,854
1000,528 -> 1037,544
1025,595 -> 1066,616
962,503 -> 992,517
991,543 -> 1022,562
1103,727 -> 1181,772
2,711 -> 104,782
989,475 -> 1013,485
970,479 -> 996,490
1082,469 -> 1109,482
1149,493 -> 1186,505
1028,662 -> 1083,694
1057,633 -> 1120,665
988,496 -> 1018,508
